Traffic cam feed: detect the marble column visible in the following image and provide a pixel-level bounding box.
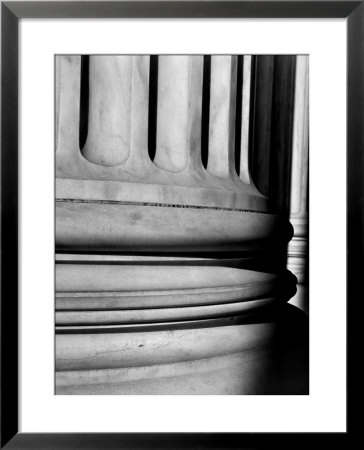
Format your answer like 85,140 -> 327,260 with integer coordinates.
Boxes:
287,56 -> 309,313
55,55 -> 308,394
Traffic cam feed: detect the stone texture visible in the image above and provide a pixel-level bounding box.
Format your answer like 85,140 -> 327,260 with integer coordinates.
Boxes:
55,201 -> 285,252
55,54 -> 268,210
56,304 -> 308,395
82,56 -> 132,166
55,55 -> 80,154
154,56 -> 203,172
240,55 -> 253,184
207,55 -> 237,179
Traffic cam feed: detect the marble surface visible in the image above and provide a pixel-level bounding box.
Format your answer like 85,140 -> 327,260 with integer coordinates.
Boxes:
56,304 -> 308,395
55,55 -> 268,211
82,56 -> 132,166
55,201 -> 286,252
288,55 -> 309,313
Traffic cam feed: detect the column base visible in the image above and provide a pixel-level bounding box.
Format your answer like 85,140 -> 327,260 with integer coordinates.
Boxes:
56,304 -> 308,395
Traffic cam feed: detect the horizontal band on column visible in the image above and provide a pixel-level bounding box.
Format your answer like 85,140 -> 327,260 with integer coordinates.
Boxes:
56,177 -> 267,211
56,198 -> 269,214
55,284 -> 279,311
55,253 -> 296,326
55,312 -> 281,334
55,297 -> 287,326
55,321 -> 280,372
55,352 -> 265,393
56,201 -> 291,252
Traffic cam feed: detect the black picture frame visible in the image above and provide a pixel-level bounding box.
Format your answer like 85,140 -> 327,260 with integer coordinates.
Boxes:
1,1 -> 359,448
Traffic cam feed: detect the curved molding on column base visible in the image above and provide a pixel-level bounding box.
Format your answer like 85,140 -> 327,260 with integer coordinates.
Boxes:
55,304 -> 308,395
56,253 -> 296,326
56,296 -> 291,326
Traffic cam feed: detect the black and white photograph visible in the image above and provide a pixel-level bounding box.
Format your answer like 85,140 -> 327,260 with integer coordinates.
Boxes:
55,54 -> 309,395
